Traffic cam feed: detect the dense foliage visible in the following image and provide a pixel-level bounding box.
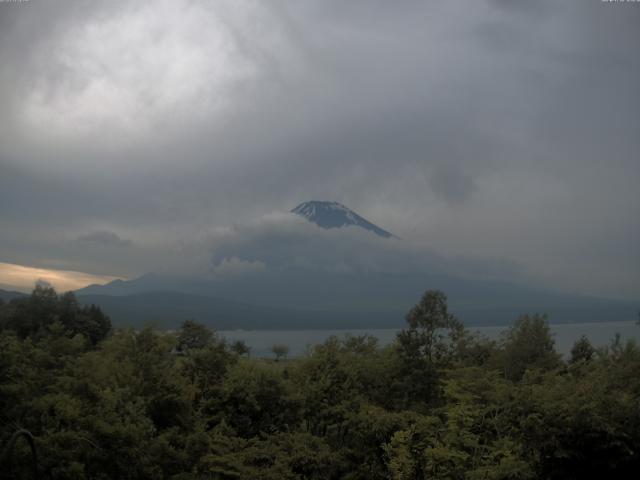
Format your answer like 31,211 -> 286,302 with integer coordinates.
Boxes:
1,287 -> 639,479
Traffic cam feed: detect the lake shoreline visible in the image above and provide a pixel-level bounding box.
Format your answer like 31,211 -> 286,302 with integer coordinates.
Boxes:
219,321 -> 640,358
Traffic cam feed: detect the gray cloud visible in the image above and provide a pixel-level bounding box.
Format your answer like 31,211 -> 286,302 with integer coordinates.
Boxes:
0,0 -> 638,299
77,230 -> 132,247
207,211 -> 523,282
429,163 -> 477,205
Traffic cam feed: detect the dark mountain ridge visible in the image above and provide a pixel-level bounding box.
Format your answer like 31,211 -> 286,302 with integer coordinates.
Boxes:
74,270 -> 638,329
0,288 -> 28,302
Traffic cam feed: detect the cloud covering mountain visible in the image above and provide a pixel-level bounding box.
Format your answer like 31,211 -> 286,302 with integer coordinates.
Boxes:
207,209 -> 521,282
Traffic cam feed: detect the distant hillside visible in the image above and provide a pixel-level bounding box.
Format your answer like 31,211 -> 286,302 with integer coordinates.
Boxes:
5,283 -> 635,330
0,288 -> 28,302
76,275 -> 639,330
76,291 -> 402,330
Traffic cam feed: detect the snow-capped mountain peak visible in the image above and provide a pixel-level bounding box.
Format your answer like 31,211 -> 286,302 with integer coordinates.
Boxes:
291,201 -> 393,238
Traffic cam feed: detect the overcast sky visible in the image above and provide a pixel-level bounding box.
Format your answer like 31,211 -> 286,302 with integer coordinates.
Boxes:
0,0 -> 638,299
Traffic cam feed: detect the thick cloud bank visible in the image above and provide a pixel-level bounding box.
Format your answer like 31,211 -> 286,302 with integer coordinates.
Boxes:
208,212 -> 521,282
0,0 -> 638,298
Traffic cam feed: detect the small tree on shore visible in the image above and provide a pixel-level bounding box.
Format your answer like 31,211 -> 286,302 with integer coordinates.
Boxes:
176,319 -> 213,352
271,344 -> 289,362
231,339 -> 251,357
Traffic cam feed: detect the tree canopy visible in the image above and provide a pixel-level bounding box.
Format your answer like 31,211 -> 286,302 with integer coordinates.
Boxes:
1,287 -> 638,479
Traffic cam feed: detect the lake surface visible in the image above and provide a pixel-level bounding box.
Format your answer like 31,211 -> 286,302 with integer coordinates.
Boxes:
220,321 -> 640,358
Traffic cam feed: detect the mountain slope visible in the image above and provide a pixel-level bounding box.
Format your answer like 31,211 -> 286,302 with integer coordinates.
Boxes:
292,201 -> 393,238
76,270 -> 638,328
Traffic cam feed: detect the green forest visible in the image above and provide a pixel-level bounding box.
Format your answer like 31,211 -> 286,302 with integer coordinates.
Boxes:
1,286 -> 639,479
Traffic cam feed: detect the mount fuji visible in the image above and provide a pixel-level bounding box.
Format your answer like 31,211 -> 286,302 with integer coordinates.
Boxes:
73,202 -> 637,329
292,201 -> 394,238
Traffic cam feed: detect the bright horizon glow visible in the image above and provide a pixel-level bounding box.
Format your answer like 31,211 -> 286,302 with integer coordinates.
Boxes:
0,262 -> 123,293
